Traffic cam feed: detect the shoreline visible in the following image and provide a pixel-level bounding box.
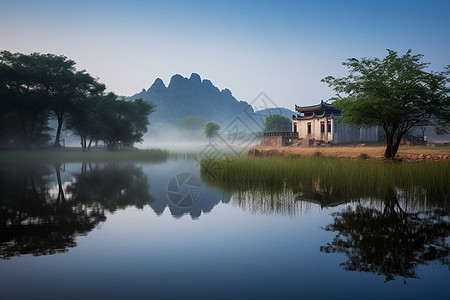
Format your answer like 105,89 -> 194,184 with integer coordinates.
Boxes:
249,144 -> 450,161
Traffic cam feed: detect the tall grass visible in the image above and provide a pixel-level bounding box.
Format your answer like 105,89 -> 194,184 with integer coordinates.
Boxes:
201,156 -> 450,211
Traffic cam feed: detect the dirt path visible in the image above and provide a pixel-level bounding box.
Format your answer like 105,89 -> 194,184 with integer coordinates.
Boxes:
251,144 -> 450,161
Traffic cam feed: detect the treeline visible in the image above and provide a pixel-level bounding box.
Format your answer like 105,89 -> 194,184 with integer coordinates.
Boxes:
0,51 -> 155,150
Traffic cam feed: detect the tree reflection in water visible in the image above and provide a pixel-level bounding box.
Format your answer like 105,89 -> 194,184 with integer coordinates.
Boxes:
202,161 -> 450,281
0,162 -> 152,259
321,192 -> 450,282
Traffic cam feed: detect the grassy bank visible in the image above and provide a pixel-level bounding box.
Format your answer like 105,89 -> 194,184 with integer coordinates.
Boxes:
251,144 -> 450,160
0,148 -> 170,163
201,156 -> 450,209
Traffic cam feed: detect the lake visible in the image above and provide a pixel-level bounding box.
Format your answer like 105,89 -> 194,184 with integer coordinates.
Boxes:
0,156 -> 449,300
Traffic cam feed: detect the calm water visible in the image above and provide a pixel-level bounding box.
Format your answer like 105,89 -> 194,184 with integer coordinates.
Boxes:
0,158 -> 449,300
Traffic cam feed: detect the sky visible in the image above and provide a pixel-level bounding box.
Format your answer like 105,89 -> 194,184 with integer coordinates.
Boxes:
1,0 -> 449,109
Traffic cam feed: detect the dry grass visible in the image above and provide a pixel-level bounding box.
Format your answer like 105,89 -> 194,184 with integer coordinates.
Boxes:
253,144 -> 450,160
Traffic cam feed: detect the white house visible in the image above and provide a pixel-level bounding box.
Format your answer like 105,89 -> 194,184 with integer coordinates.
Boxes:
292,101 -> 378,143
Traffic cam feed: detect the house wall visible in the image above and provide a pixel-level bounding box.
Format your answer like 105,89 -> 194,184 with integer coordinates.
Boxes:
293,117 -> 378,143
260,136 -> 286,147
293,116 -> 333,142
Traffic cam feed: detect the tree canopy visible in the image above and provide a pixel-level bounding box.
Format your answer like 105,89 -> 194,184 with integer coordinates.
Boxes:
322,49 -> 450,159
203,121 -> 221,143
263,114 -> 291,132
0,51 -> 155,150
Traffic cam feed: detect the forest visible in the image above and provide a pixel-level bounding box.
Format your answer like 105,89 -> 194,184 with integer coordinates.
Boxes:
0,51 -> 154,150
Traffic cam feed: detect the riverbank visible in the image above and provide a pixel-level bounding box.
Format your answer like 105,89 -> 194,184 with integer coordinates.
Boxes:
0,148 -> 169,163
201,155 -> 450,209
249,144 -> 450,161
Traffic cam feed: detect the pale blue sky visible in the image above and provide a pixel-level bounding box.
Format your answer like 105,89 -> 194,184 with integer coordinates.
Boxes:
1,0 -> 449,109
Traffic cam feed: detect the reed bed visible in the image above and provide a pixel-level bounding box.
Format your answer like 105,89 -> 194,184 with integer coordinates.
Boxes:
201,156 -> 450,210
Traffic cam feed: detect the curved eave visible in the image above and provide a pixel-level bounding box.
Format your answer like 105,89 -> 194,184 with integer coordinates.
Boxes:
295,100 -> 340,114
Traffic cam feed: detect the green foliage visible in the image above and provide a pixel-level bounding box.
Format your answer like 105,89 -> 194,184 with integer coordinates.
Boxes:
263,114 -> 291,132
0,51 -> 53,147
322,49 -> 450,159
0,51 -> 106,148
0,51 -> 155,151
203,121 -> 221,142
201,157 -> 450,208
93,96 -> 155,150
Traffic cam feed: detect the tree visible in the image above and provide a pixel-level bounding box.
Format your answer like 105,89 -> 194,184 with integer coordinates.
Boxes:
263,114 -> 291,132
0,51 -> 52,148
98,95 -> 155,150
41,56 -> 105,148
203,121 -> 221,143
0,51 -> 106,148
322,49 -> 450,159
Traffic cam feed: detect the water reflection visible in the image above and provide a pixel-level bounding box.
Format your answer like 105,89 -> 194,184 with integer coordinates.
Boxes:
321,196 -> 450,282
143,160 -> 231,219
0,162 -> 152,259
201,161 -> 450,281
0,159 -> 233,259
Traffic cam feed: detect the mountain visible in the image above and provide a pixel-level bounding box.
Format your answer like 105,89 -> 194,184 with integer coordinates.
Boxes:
128,73 -> 273,130
255,107 -> 296,120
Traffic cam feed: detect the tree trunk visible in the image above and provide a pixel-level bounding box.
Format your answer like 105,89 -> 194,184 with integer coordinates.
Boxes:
80,136 -> 86,150
88,137 -> 93,151
54,111 -> 64,148
384,131 -> 395,159
392,133 -> 404,159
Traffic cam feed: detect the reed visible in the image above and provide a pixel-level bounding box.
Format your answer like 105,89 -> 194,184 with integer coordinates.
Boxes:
201,156 -> 450,209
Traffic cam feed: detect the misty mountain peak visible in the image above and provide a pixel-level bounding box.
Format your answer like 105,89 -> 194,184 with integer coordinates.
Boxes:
222,88 -> 232,96
202,79 -> 213,86
189,73 -> 201,85
168,74 -> 186,89
128,73 -> 267,129
148,78 -> 166,93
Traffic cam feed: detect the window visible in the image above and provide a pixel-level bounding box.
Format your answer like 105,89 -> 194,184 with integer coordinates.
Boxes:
307,122 -> 311,135
293,122 -> 297,133
327,120 -> 332,132
320,121 -> 325,133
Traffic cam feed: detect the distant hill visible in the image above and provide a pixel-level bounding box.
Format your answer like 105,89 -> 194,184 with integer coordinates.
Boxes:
255,107 -> 296,120
128,73 -> 293,130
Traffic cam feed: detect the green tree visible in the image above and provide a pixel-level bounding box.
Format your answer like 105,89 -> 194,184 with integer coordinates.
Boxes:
263,114 -> 291,132
203,121 -> 221,143
0,51 -> 105,148
65,93 -> 102,150
322,49 -> 450,159
41,56 -> 105,148
97,95 -> 155,150
0,51 -> 52,148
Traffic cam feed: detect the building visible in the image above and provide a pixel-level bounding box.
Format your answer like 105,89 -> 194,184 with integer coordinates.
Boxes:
292,101 -> 378,144
260,101 -> 378,147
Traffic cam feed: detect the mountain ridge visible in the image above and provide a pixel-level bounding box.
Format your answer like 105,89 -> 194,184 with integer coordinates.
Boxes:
128,73 -> 294,130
